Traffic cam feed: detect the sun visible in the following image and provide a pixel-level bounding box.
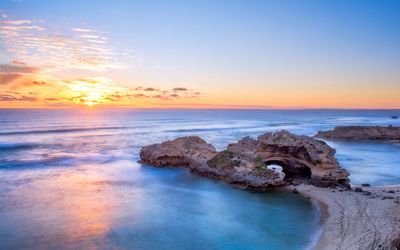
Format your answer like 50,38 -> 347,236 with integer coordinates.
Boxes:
85,91 -> 102,106
63,77 -> 117,107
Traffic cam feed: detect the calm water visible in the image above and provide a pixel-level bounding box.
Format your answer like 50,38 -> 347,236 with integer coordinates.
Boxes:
0,109 -> 399,249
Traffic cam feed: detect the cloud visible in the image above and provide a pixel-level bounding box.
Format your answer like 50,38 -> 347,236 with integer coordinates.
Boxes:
11,60 -> 26,65
143,87 -> 158,91
79,34 -> 102,39
172,87 -> 188,91
71,28 -> 96,33
0,62 -> 41,86
0,25 -> 45,31
0,18 -> 130,71
18,96 -> 38,102
63,77 -> 113,86
0,10 -> 8,19
131,93 -> 148,98
44,97 -> 61,101
0,94 -> 37,102
32,81 -> 46,85
0,63 -> 39,74
0,73 -> 24,85
0,20 -> 32,25
130,85 -> 201,102
12,80 -> 48,88
152,94 -> 169,100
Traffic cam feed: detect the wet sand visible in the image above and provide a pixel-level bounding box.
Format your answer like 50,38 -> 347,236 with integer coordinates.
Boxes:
285,184 -> 400,250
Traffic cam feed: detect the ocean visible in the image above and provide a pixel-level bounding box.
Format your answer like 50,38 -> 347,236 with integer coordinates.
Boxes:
0,109 -> 399,249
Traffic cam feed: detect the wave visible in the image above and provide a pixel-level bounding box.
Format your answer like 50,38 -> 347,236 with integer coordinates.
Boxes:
164,127 -> 255,133
0,142 -> 39,151
0,156 -> 73,169
164,123 -> 299,133
0,126 -> 127,136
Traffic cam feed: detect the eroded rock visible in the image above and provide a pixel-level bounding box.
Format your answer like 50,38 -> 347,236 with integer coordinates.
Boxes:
255,131 -> 349,187
139,136 -> 217,167
315,126 -> 400,142
139,131 -> 350,190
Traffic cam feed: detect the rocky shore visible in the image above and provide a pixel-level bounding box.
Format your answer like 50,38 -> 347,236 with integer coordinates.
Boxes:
315,125 -> 400,142
139,130 -> 400,250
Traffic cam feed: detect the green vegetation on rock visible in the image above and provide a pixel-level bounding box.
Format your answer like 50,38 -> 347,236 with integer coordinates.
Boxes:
207,150 -> 239,169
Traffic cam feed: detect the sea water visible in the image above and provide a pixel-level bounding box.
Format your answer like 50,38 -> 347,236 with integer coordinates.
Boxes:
0,109 -> 399,249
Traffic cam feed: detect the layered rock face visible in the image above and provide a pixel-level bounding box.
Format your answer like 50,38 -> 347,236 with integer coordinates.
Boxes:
139,136 -> 217,167
315,126 -> 400,142
140,131 -> 350,189
205,136 -> 286,189
255,131 -> 349,187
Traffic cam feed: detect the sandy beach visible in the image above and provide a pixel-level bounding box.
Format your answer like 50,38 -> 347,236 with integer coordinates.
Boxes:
287,184 -> 400,250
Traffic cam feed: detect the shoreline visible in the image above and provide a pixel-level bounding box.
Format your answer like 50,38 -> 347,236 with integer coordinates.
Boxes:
309,197 -> 328,250
283,184 -> 400,250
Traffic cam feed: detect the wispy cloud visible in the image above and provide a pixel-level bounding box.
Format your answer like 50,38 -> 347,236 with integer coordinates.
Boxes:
0,17 -> 130,71
0,19 -> 32,25
0,63 -> 39,74
0,73 -> 23,85
143,87 -> 158,91
71,28 -> 97,33
131,93 -> 148,98
131,85 -> 201,101
0,10 -> 7,19
0,11 -> 201,107
0,61 -> 41,85
0,94 -> 37,102
172,87 -> 188,91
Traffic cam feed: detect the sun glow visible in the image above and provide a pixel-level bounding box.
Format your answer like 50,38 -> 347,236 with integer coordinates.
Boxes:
85,91 -> 102,106
62,77 -> 118,107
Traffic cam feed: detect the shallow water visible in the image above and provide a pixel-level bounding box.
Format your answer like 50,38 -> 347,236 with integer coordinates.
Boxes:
0,161 -> 319,249
0,109 -> 399,249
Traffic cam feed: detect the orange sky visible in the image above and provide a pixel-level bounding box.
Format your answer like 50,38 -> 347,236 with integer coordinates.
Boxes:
0,1 -> 399,109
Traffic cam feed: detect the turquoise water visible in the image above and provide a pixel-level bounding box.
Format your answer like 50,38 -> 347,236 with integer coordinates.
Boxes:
0,109 -> 399,249
0,161 -> 319,249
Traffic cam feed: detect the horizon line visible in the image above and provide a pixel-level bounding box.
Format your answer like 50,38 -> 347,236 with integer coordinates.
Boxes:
1,107 -> 400,111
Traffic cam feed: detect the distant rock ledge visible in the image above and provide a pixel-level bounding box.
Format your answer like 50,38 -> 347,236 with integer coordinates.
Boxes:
139,131 -> 350,190
315,125 -> 400,142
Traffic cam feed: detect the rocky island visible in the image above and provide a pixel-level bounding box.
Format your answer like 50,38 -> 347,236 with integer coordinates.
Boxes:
140,130 -> 400,250
315,125 -> 400,142
140,131 -> 350,190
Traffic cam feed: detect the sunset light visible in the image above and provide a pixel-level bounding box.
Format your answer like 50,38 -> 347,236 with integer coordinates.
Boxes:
0,1 -> 399,250
0,0 -> 399,109
63,78 -> 115,106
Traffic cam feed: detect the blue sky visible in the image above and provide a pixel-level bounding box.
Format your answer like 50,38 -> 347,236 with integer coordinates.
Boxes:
0,0 -> 399,108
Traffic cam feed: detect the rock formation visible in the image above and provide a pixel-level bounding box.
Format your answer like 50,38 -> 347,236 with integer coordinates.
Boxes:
140,131 -> 350,190
139,136 -> 217,168
315,125 -> 400,142
255,131 -> 349,187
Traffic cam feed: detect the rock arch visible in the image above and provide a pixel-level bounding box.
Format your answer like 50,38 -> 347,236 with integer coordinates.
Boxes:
139,131 -> 350,189
263,158 -> 312,181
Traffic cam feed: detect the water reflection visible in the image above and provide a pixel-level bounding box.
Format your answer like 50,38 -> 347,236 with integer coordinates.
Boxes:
0,165 -> 117,249
0,161 -> 318,249
1,109 -> 399,249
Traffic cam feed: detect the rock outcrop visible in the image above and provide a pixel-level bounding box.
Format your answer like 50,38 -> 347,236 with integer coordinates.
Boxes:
140,131 -> 350,190
255,131 -> 349,187
315,126 -> 400,142
139,136 -> 217,167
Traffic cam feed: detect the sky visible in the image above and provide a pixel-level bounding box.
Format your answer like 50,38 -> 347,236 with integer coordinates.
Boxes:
0,0 -> 399,109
